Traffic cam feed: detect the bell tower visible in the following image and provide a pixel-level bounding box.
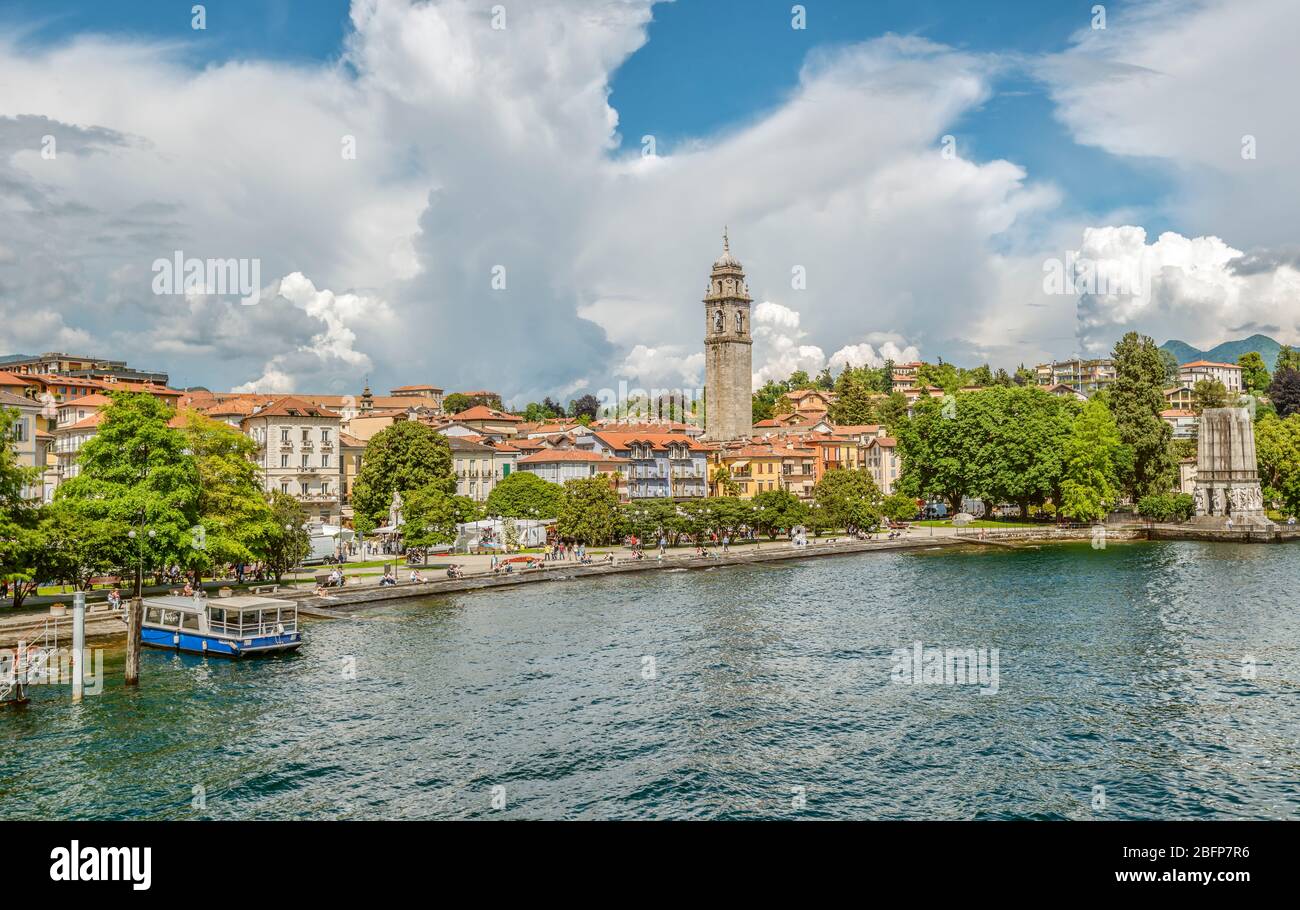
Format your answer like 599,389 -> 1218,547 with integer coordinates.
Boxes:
703,228 -> 753,441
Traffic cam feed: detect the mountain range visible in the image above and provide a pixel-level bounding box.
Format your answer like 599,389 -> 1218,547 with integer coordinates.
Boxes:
1159,334 -> 1283,367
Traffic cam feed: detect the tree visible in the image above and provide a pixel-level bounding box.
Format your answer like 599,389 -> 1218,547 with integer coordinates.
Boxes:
485,471 -> 564,519
1110,332 -> 1176,500
569,394 -> 601,423
262,492 -> 311,583
1135,492 -> 1194,522
882,492 -> 919,522
1158,348 -> 1181,386
444,392 -> 502,413
1191,378 -> 1230,414
895,394 -> 977,513
1267,367 -> 1300,419
1239,351 -> 1271,396
829,365 -> 884,424
711,464 -> 740,497
557,475 -> 621,544
1058,396 -> 1122,522
751,489 -> 809,539
350,421 -> 454,532
179,410 -> 275,570
0,406 -> 43,605
401,485 -> 460,557
1254,412 -> 1300,517
974,386 -> 1075,517
813,468 -> 882,533
55,393 -> 200,596
1275,345 -> 1300,374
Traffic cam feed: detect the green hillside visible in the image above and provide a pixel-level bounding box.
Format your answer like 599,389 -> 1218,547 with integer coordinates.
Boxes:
1160,334 -> 1282,367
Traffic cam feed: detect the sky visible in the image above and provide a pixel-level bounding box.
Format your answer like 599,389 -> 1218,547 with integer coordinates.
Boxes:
1,0 -> 1298,403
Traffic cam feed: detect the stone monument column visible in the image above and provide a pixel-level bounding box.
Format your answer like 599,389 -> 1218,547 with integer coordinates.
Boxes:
1191,407 -> 1274,529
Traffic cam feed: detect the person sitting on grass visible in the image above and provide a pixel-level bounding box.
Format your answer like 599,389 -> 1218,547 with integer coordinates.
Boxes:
409,568 -> 424,584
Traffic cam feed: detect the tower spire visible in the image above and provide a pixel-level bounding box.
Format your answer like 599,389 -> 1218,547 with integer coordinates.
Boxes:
723,225 -> 729,251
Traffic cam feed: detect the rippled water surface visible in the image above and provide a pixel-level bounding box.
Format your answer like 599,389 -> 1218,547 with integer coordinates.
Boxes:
2,541 -> 1298,819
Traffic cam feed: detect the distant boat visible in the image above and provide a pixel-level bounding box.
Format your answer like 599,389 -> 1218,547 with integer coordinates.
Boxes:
141,594 -> 302,658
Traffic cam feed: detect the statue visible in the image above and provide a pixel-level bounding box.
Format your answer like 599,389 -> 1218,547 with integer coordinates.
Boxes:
1193,487 -> 1206,515
735,310 -> 744,334
714,309 -> 724,332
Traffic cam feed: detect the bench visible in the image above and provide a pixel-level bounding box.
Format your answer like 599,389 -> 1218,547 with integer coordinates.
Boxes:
250,584 -> 279,595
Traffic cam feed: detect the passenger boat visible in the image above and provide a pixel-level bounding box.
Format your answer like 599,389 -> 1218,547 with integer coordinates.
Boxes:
141,594 -> 302,657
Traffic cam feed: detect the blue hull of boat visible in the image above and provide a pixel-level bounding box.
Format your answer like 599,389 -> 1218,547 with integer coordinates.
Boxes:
141,627 -> 301,658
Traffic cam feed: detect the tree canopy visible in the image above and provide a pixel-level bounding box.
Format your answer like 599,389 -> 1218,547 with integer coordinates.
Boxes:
484,470 -> 564,519
350,421 -> 454,532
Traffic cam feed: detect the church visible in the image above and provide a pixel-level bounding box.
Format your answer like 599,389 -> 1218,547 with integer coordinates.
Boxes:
702,229 -> 753,441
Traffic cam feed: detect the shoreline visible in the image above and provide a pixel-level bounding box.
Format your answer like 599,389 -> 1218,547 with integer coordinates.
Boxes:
3,525 -> 1293,647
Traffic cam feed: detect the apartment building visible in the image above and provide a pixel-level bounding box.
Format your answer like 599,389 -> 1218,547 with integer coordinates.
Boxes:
862,436 -> 902,494
516,449 -> 629,490
241,397 -> 344,526
583,431 -> 708,500
1035,358 -> 1116,394
0,390 -> 49,500
1178,360 -> 1242,394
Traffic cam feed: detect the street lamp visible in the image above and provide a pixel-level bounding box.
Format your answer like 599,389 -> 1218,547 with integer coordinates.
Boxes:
127,527 -> 156,598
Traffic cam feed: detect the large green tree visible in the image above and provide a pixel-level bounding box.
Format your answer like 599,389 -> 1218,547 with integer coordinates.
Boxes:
351,421 -> 454,532
262,492 -> 311,583
1254,413 -> 1300,517
1239,351 -> 1271,396
1191,379 -> 1229,413
557,475 -> 622,545
972,386 -> 1075,517
812,468 -> 882,533
180,411 -> 276,569
751,489 -> 809,539
1058,396 -> 1122,522
1109,332 -> 1176,500
895,393 -> 977,513
401,486 -> 461,555
484,470 -> 564,519
56,393 -> 201,595
1,407 -> 45,606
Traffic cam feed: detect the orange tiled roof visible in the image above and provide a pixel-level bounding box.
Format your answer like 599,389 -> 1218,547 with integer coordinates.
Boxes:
243,397 -> 340,419
451,405 -> 522,422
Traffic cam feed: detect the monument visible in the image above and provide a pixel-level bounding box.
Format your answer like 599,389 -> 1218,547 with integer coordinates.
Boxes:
702,228 -> 753,441
1190,407 -> 1275,529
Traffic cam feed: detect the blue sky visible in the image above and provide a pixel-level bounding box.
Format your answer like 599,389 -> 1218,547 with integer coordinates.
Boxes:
3,0 -> 1172,234
4,0 -> 1295,395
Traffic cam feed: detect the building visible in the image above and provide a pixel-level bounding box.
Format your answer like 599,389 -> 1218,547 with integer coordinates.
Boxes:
1164,385 -> 1195,410
1178,360 -> 1242,394
447,405 -> 523,438
339,432 -> 366,518
389,384 -> 445,411
584,430 -> 708,500
0,390 -> 48,500
862,436 -> 902,494
713,442 -> 817,500
1045,382 -> 1089,402
1161,408 -> 1198,439
1035,358 -> 1116,394
0,352 -> 168,385
241,397 -> 344,526
516,449 -> 628,491
891,362 -> 923,393
702,230 -> 753,441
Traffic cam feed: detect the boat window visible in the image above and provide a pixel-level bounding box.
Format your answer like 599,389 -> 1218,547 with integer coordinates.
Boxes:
145,608 -> 162,624
209,608 -> 225,624
181,613 -> 201,631
162,610 -> 181,627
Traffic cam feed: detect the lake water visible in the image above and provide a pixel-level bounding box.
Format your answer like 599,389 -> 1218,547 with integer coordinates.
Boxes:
2,540 -> 1297,819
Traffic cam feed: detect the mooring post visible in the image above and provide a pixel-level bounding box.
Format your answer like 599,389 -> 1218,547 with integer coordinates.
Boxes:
125,596 -> 142,686
71,591 -> 85,702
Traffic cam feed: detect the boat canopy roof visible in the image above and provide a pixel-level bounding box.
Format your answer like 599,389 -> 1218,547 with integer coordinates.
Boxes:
143,594 -> 296,613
